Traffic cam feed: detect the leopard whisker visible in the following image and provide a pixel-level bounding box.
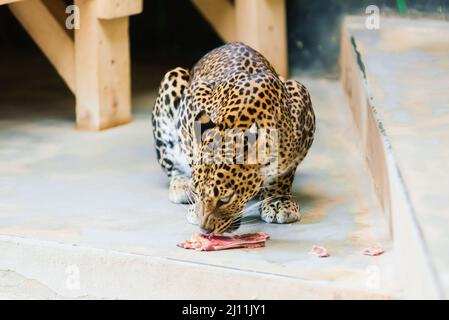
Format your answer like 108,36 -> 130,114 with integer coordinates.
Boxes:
186,190 -> 196,205
235,194 -> 286,217
236,218 -> 261,226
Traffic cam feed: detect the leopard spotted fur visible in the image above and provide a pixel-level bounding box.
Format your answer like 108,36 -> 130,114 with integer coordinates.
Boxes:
151,42 -> 315,233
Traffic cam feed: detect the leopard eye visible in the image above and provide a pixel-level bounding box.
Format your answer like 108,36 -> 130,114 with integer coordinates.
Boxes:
219,195 -> 231,203
217,191 -> 234,207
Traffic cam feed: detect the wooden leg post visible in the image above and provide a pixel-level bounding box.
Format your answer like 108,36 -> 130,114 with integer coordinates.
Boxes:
235,0 -> 288,77
74,0 -> 132,130
192,0 -> 288,77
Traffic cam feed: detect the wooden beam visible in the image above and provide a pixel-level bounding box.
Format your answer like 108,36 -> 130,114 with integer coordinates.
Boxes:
235,0 -> 288,77
9,0 -> 76,93
0,0 -> 23,5
43,0 -> 74,39
74,0 -> 132,130
192,0 -> 236,42
96,0 -> 143,20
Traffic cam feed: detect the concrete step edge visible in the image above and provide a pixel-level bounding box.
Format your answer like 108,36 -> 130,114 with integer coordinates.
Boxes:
0,234 -> 397,299
340,15 -> 444,299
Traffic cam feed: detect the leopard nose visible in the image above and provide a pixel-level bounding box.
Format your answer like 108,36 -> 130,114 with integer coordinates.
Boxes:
199,215 -> 214,234
200,227 -> 212,235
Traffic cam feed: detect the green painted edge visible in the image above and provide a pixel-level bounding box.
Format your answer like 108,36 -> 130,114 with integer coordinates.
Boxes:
397,0 -> 408,15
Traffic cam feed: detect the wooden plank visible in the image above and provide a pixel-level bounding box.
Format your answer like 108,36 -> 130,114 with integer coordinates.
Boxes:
235,0 -> 288,77
192,0 -> 236,42
9,0 -> 76,93
74,0 -> 131,130
96,0 -> 143,20
0,0 -> 23,5
43,0 -> 74,38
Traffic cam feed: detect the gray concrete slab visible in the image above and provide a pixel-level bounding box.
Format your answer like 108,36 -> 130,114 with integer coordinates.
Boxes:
346,16 -> 449,297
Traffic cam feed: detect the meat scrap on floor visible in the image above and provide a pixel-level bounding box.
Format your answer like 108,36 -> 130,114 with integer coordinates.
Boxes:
177,233 -> 270,251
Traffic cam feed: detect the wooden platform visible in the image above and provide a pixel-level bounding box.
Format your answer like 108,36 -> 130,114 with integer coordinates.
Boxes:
1,0 -> 143,130
1,0 -> 288,130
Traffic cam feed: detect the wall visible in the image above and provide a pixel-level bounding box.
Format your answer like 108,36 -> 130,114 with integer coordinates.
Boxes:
287,0 -> 449,75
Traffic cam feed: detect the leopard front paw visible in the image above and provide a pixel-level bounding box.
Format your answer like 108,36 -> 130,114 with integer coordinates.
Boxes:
169,176 -> 191,204
260,198 -> 301,224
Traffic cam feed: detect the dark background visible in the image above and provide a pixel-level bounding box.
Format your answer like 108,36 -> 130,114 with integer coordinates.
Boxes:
0,0 -> 448,76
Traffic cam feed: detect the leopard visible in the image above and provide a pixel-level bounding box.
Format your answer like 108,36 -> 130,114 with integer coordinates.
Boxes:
151,42 -> 315,234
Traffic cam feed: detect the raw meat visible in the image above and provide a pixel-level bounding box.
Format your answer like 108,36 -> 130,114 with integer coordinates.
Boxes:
309,245 -> 330,258
177,232 -> 270,251
362,246 -> 384,256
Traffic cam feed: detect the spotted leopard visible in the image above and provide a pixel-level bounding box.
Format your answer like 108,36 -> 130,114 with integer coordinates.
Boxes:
151,42 -> 315,234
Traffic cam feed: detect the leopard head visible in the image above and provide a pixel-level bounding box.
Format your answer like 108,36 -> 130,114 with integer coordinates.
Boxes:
190,110 -> 276,234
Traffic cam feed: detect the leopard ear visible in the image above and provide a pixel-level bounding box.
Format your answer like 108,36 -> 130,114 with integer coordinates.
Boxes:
194,111 -> 216,142
246,121 -> 259,149
195,110 -> 216,131
248,121 -> 259,135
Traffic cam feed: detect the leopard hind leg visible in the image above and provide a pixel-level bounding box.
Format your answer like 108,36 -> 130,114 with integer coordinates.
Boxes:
151,67 -> 191,204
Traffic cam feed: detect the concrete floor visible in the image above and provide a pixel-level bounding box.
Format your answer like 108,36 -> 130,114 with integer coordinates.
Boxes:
0,270 -> 62,300
0,54 -> 397,298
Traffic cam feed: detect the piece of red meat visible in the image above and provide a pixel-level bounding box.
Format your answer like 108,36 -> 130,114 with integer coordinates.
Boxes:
177,232 -> 270,251
309,245 -> 330,258
362,246 -> 384,256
